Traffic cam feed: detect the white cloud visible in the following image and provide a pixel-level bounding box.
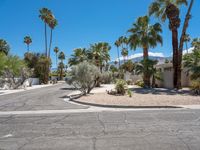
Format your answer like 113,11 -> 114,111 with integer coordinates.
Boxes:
183,47 -> 194,55
114,52 -> 165,62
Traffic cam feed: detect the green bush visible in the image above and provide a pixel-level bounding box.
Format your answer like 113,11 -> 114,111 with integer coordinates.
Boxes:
135,80 -> 144,87
115,79 -> 127,95
191,80 -> 200,95
66,61 -> 100,95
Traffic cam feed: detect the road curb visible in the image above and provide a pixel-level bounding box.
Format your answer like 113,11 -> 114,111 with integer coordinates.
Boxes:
68,97 -> 182,109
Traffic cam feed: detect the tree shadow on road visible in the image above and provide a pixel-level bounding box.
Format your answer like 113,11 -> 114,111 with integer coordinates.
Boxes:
129,87 -> 192,96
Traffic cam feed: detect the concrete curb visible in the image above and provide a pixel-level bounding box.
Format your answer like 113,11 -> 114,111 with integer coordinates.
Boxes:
66,94 -> 182,109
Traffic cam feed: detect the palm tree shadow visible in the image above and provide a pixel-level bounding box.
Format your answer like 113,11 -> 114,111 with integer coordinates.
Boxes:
129,87 -> 192,96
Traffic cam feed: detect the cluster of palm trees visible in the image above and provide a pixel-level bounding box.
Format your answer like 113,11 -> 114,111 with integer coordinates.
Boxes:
52,46 -> 66,80
115,36 -> 129,65
68,42 -> 111,73
114,0 -> 194,89
39,8 -> 58,58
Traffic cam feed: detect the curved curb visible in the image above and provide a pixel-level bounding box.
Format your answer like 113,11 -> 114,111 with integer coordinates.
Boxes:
69,99 -> 183,109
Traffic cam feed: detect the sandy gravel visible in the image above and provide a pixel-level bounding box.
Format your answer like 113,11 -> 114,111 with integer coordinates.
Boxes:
76,85 -> 200,106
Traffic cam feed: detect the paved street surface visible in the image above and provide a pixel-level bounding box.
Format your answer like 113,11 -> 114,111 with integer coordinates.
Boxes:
0,84 -> 200,149
0,109 -> 200,150
0,83 -> 87,111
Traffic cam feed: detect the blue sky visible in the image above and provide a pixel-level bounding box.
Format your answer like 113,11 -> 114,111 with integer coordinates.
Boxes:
0,0 -> 200,68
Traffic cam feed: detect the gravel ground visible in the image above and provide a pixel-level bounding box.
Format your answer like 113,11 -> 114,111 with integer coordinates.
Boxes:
77,85 -> 200,106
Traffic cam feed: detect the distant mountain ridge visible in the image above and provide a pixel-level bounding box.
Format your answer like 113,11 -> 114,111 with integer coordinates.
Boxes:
109,56 -> 172,66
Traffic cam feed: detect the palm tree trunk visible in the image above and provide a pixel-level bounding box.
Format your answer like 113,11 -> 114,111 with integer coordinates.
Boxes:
143,47 -> 148,60
60,60 -> 63,80
27,44 -> 29,52
171,28 -> 179,89
45,23 -> 48,57
143,47 -> 150,87
56,53 -> 58,67
177,0 -> 194,89
48,29 -> 53,58
117,47 -> 120,68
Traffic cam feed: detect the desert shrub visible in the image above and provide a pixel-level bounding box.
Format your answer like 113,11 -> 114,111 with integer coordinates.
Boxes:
101,71 -> 113,84
66,61 -> 100,95
135,80 -> 144,87
115,79 -> 127,95
191,80 -> 200,95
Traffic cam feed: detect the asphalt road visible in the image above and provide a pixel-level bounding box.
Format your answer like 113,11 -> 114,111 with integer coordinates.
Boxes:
0,109 -> 199,150
0,83 -> 88,111
0,84 -> 200,149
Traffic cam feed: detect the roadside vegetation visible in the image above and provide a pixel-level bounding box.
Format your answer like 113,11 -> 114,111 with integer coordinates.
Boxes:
0,0 -> 199,98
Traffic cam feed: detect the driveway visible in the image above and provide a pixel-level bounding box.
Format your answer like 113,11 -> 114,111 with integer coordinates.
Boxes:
0,83 -> 88,111
0,109 -> 200,149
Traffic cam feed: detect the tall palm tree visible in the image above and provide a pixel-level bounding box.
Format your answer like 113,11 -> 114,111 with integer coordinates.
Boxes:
58,51 -> 65,80
114,40 -> 121,68
128,16 -> 162,87
177,0 -> 194,88
0,39 -> 10,55
149,0 -> 187,88
48,18 -> 58,58
23,36 -> 32,52
39,8 -> 52,57
54,46 -> 59,67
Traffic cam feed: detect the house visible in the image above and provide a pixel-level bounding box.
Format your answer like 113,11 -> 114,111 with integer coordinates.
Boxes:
156,63 -> 191,88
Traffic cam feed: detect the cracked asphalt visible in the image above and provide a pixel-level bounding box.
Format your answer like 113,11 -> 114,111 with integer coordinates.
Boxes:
0,84 -> 200,149
0,83 -> 88,111
0,110 -> 200,149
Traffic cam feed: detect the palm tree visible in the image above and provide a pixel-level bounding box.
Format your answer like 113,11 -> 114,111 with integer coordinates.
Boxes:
114,40 -> 121,68
54,46 -> 59,67
23,36 -> 32,52
177,0 -> 194,89
183,34 -> 191,53
48,18 -> 58,58
128,16 -> 162,87
121,48 -> 128,63
90,42 -> 111,73
0,39 -> 10,55
149,0 -> 187,88
68,48 -> 88,66
135,59 -> 160,88
39,8 -> 52,57
58,51 -> 65,80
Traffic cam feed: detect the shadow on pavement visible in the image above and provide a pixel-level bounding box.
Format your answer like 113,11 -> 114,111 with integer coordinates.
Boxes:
129,87 -> 192,96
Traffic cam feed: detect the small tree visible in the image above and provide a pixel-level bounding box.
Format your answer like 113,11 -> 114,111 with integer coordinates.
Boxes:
0,54 -> 32,89
66,62 -> 100,95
